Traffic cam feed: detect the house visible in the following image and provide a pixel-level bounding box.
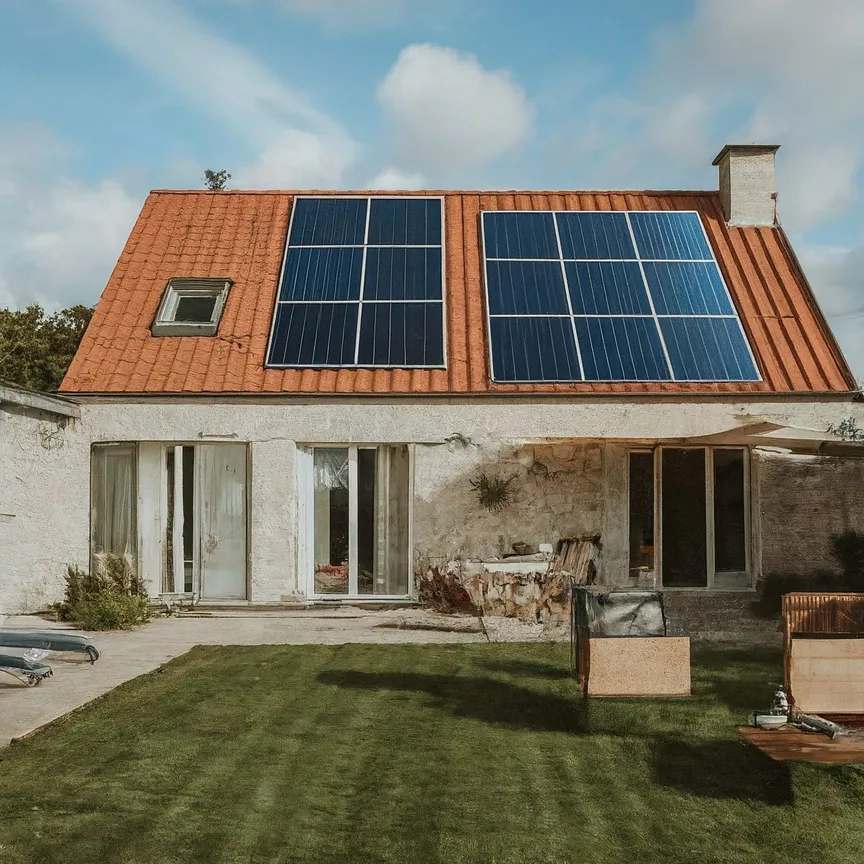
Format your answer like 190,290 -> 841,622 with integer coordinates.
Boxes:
3,143 -> 864,635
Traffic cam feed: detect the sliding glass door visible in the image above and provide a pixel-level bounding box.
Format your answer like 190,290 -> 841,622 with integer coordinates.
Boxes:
304,445 -> 410,599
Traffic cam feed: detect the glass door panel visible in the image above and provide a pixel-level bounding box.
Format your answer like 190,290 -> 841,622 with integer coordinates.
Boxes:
661,448 -> 707,587
313,448 -> 350,595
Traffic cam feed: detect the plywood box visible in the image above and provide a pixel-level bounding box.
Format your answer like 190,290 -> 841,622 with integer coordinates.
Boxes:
790,638 -> 864,714
587,637 -> 691,697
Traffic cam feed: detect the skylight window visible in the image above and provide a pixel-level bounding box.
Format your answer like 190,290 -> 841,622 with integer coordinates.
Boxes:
151,278 -> 232,337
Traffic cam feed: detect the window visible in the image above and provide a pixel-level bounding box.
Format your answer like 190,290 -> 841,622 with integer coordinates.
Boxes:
628,447 -> 750,589
151,278 -> 231,336
91,443 -> 138,573
302,445 -> 411,598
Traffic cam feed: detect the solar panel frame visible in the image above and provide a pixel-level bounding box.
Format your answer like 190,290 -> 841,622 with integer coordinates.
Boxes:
266,195 -> 447,369
482,210 -> 761,384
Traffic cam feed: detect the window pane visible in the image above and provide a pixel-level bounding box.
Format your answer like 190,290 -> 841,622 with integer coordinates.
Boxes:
174,295 -> 217,322
714,449 -> 747,573
279,248 -> 363,301
482,212 -> 559,259
556,212 -> 635,259
486,261 -> 568,315
661,449 -> 707,587
313,448 -> 350,595
288,197 -> 367,246
91,443 -> 137,571
367,198 -> 441,245
357,449 -> 376,594
565,261 -> 651,314
182,446 -> 195,593
375,445 -> 410,595
629,453 -> 655,577
364,248 -> 443,300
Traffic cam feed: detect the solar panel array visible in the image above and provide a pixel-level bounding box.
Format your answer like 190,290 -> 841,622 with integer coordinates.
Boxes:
482,210 -> 760,383
266,197 -> 445,368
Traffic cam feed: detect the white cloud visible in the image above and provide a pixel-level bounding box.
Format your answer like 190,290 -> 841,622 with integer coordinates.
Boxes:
365,167 -> 426,190
377,44 -> 533,176
0,126 -> 139,310
62,0 -> 359,188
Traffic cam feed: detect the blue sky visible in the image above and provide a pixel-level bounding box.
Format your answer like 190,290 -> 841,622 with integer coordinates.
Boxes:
2,0 -> 864,376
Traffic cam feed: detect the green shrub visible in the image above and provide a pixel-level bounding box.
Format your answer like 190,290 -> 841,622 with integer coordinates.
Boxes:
59,554 -> 151,630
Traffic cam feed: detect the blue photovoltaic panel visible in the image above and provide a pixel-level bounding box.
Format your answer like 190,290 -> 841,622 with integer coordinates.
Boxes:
485,260 -> 568,315
556,212 -> 635,260
489,317 -> 581,382
642,262 -> 733,315
565,262 -> 651,315
576,317 -> 671,381
364,249 -> 442,300
358,303 -> 444,366
266,196 -> 445,368
279,248 -> 363,302
660,317 -> 759,381
482,209 -> 760,383
288,197 -> 367,246
483,212 -> 558,259
367,198 -> 442,246
628,212 -> 713,260
268,303 -> 358,366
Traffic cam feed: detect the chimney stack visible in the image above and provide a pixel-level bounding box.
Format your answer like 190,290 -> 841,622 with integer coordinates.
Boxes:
712,144 -> 780,227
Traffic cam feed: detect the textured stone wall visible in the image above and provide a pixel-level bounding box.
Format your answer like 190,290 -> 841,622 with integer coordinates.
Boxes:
663,590 -> 781,644
757,450 -> 864,580
413,440 -> 605,568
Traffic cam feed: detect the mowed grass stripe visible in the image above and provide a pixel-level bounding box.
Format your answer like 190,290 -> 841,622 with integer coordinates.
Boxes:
2,644 -> 864,864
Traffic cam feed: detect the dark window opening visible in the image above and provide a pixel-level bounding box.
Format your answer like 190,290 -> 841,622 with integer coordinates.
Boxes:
714,449 -> 746,573
182,446 -> 195,592
175,295 -> 217,323
358,448 -> 376,594
661,448 -> 707,587
628,452 -> 655,576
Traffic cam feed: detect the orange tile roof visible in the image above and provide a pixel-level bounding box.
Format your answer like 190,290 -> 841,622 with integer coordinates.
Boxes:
60,189 -> 857,396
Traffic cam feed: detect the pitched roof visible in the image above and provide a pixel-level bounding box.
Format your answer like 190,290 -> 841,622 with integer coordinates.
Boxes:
60,189 -> 856,396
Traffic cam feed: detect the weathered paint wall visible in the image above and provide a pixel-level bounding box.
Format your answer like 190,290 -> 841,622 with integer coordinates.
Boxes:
0,405 -> 90,614
757,450 -> 864,579
4,397 -> 864,612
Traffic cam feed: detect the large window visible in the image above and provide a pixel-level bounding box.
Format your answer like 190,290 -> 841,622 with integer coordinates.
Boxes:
628,447 -> 750,589
91,443 -> 138,573
304,445 -> 411,598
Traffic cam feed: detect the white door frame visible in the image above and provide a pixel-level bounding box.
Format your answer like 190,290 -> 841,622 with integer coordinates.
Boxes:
298,444 -> 413,601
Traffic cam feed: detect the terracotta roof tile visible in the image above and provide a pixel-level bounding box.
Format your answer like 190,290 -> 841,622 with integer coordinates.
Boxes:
59,189 -> 857,396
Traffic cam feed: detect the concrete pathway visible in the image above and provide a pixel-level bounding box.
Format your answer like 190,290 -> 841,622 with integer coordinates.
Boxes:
1,608 -> 556,748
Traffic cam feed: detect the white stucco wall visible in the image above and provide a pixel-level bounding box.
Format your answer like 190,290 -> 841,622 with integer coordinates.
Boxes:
3,396 -> 863,612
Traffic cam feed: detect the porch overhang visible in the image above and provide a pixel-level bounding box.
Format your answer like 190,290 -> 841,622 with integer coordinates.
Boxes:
685,421 -> 864,457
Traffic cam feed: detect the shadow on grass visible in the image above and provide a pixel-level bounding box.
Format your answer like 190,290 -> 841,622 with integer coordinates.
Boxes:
318,668 -> 794,805
479,659 -> 572,680
650,737 -> 793,805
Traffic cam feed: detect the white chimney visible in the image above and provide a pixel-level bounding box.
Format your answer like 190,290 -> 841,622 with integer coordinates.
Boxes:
712,144 -> 780,227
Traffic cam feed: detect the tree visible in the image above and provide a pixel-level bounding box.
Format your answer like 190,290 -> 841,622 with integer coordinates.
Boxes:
0,304 -> 94,392
204,169 -> 231,191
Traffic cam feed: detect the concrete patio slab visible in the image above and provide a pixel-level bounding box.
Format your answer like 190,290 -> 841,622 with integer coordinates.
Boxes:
0,607 -> 519,748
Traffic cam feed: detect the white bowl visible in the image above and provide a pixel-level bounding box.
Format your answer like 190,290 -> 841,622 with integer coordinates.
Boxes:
757,716 -> 787,730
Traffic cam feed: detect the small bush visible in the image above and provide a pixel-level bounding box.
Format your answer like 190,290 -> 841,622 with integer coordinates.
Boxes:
59,554 -> 151,630
829,530 -> 864,584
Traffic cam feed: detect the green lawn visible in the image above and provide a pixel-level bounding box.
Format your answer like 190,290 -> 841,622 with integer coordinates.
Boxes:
1,644 -> 863,864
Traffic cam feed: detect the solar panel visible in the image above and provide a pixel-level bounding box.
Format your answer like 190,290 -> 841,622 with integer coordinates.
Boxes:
482,210 -> 759,383
266,197 -> 445,368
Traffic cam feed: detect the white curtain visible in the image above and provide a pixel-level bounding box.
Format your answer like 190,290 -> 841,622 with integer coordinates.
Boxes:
91,443 -> 137,565
375,445 -> 410,595
197,444 -> 247,599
